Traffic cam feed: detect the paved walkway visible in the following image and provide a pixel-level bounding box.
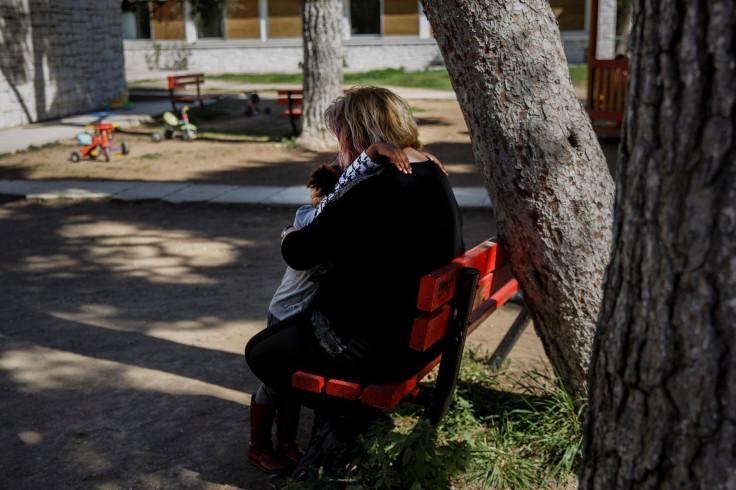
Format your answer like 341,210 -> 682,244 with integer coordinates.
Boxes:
0,179 -> 491,208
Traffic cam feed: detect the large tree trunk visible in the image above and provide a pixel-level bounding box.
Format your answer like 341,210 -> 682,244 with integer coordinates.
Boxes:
580,0 -> 736,487
297,0 -> 343,150
422,1 -> 614,400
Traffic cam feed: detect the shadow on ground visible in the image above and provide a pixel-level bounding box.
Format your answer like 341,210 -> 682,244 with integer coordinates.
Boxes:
0,199 -> 496,489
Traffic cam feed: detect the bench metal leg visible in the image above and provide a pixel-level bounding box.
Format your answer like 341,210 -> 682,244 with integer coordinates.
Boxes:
287,93 -> 299,136
169,89 -> 178,113
487,301 -> 532,370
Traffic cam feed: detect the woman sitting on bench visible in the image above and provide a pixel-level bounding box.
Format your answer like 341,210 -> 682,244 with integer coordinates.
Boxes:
244,86 -> 464,473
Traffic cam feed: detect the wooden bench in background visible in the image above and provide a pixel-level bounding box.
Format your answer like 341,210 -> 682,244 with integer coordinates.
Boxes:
277,90 -> 303,136
168,73 -> 220,112
292,237 -> 530,426
587,57 -> 629,138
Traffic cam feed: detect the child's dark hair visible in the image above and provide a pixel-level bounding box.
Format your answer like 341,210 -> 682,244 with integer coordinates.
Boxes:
307,163 -> 340,197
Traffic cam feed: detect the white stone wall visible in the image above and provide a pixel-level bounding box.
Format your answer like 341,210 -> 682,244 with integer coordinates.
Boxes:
125,34 -> 587,82
595,0 -> 617,59
0,0 -> 127,130
561,34 -> 588,65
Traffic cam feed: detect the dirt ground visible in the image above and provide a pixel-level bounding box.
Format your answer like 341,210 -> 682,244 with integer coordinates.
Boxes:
0,95 -> 616,489
0,95 -> 485,188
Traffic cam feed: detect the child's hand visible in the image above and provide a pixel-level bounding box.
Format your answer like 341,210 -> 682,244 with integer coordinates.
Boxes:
366,143 -> 412,174
422,150 -> 448,177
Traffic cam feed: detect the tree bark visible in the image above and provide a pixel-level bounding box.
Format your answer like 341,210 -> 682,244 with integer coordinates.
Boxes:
297,0 -> 343,150
580,0 -> 736,487
422,0 -> 614,400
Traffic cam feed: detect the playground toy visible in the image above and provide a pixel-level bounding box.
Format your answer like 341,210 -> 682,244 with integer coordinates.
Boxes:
107,90 -> 132,110
71,113 -> 130,162
151,105 -> 197,142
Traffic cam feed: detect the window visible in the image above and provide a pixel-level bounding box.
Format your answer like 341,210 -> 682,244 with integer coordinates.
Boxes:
550,0 -> 586,31
268,0 -> 302,38
122,0 -> 151,39
196,14 -> 224,38
384,0 -> 418,35
193,1 -> 225,38
350,0 -> 420,36
350,0 -> 380,35
227,0 -> 260,38
150,1 -> 185,40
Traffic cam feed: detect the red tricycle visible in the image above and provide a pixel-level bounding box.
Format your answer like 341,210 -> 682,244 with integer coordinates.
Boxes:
71,113 -> 130,162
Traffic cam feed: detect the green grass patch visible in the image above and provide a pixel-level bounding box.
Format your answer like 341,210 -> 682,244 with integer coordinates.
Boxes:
210,72 -> 303,85
210,68 -> 453,91
290,350 -> 584,489
211,65 -> 585,94
460,356 -> 584,489
280,136 -> 299,149
569,63 -> 588,88
344,68 -> 452,91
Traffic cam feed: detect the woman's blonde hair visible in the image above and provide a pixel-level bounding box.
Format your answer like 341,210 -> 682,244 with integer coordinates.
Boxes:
325,86 -> 421,169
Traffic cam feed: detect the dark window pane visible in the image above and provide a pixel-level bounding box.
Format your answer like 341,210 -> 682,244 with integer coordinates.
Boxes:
122,0 -> 151,39
350,0 -> 380,35
197,11 -> 224,38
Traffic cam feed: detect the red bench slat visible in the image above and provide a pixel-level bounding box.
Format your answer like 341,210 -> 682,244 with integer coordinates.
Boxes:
416,239 -> 507,312
326,379 -> 362,400
410,264 -> 515,354
468,278 -> 519,333
278,97 -> 303,105
277,90 -> 303,104
168,74 -> 205,89
409,304 -> 452,351
360,379 -> 415,408
473,262 -> 514,308
292,371 -> 325,393
360,356 -> 441,407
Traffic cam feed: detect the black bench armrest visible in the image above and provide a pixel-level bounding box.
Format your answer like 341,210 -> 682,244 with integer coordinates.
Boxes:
423,266 -> 480,425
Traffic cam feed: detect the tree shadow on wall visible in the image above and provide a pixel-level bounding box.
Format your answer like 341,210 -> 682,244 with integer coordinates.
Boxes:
0,2 -> 33,122
1,1 -> 125,125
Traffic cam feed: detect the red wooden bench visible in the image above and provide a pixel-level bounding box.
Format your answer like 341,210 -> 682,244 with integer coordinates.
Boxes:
277,89 -> 303,136
167,73 -> 220,112
587,57 -> 629,138
292,237 -> 528,425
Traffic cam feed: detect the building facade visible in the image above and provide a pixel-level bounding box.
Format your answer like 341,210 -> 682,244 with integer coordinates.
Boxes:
0,1 -> 127,131
123,0 -> 591,81
0,0 -> 593,130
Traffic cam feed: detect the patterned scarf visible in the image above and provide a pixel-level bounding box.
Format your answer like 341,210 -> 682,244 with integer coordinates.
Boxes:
313,151 -> 386,218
